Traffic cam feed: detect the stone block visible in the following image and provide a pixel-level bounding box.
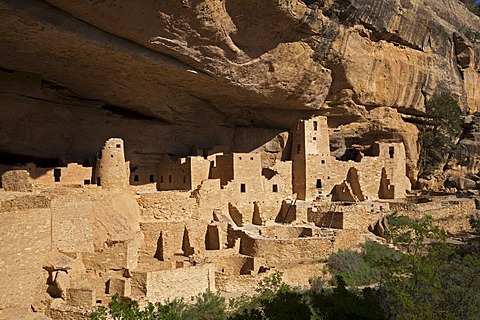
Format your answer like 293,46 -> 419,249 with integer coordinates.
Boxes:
67,288 -> 95,307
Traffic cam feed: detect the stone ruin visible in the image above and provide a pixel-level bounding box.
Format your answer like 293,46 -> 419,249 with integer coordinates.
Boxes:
0,116 -> 475,318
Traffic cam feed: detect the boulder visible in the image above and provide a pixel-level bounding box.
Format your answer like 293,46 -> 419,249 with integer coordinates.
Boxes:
444,174 -> 477,190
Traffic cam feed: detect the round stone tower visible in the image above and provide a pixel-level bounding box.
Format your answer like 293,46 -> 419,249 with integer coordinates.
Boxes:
95,138 -> 129,190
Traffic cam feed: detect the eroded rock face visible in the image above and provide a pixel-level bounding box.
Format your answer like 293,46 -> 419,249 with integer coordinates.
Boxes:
0,0 -> 479,180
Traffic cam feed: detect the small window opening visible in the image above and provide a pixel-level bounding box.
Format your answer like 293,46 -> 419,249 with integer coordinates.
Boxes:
169,175 -> 172,183
250,157 -> 254,160
297,144 -> 301,154
313,137 -> 316,141
316,179 -> 322,188
160,175 -> 164,183
321,159 -> 325,164
240,184 -> 246,193
97,177 -> 101,186
54,168 -> 61,182
150,175 -> 155,183
389,146 -> 395,158
272,184 -> 278,193
239,156 -> 242,160
84,179 -> 90,185
313,121 -> 318,131
110,154 -> 113,158
116,144 -> 121,148
134,175 -> 139,182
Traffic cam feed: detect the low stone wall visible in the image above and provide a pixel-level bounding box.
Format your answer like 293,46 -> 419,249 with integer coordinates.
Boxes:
390,198 -> 476,233
0,194 -> 50,212
131,264 -> 216,303
137,191 -> 198,221
240,233 -> 333,265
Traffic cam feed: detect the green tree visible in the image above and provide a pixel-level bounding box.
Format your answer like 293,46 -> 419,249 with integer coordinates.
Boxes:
379,215 -> 480,320
418,93 -> 462,177
229,271 -> 312,320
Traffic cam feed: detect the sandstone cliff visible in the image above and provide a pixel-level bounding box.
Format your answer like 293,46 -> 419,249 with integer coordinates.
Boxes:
0,0 -> 479,182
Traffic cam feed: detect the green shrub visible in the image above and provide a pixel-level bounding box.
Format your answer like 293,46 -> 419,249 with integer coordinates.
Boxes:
90,291 -> 225,320
229,271 -> 312,320
327,249 -> 374,286
327,241 -> 403,287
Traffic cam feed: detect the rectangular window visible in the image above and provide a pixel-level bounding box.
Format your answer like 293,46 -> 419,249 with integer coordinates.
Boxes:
134,175 -> 139,182
240,184 -> 246,193
321,159 -> 325,164
389,146 -> 395,158
313,137 -> 316,141
84,179 -> 90,185
316,179 -> 322,188
97,177 -> 101,186
313,121 -> 318,131
116,144 -> 121,148
297,144 -> 301,154
272,184 -> 278,193
160,175 -> 164,183
250,157 -> 254,160
169,175 -> 172,183
149,175 -> 155,183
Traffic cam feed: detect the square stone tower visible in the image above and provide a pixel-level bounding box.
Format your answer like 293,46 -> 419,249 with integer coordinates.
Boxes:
292,116 -> 330,201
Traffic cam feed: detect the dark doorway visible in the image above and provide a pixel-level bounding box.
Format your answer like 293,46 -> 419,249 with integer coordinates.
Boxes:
96,177 -> 101,186
389,147 -> 395,158
240,184 -> 246,193
154,232 -> 164,261
149,175 -> 155,183
316,179 -> 322,188
53,168 -> 61,182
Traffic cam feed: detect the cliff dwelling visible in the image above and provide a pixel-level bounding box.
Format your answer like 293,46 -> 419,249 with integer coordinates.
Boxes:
0,115 -> 443,317
1,0 -> 479,318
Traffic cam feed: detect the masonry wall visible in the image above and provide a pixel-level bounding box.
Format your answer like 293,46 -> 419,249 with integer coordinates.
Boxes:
137,191 -> 199,221
0,205 -> 50,309
131,264 -> 216,303
157,157 -> 211,191
51,196 -> 94,253
240,234 -> 333,265
1,169 -> 33,192
130,165 -> 158,187
140,221 -> 186,261
390,198 -> 476,233
292,116 -> 409,201
210,154 -> 234,186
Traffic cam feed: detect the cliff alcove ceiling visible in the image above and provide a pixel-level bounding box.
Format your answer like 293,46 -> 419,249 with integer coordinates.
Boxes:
1,0 -> 479,175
